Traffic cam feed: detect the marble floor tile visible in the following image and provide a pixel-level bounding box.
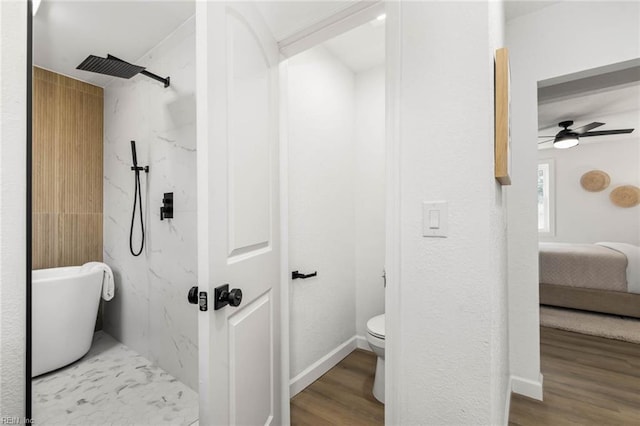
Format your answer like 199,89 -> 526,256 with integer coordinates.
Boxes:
33,332 -> 198,426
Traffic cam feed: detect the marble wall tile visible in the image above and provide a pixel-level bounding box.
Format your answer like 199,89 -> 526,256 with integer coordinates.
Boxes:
103,16 -> 198,390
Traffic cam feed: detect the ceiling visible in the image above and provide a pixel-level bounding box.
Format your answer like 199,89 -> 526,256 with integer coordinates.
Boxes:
322,17 -> 385,73
539,84 -> 640,129
502,0 -> 632,170
33,1 -> 195,87
255,1 -> 357,41
33,1 -> 365,87
538,67 -> 640,149
504,1 -> 561,21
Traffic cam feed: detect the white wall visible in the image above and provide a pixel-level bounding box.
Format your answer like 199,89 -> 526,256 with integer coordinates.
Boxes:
507,1 -> 640,399
287,46 -> 357,377
0,0 -> 27,418
355,66 -> 386,337
103,17 -> 198,390
539,139 -> 640,245
388,1 -> 508,424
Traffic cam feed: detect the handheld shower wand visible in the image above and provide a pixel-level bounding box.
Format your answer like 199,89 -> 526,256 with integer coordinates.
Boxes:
131,140 -> 138,168
130,141 -> 149,256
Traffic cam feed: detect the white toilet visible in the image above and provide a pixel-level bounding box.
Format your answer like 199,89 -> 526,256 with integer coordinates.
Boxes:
366,313 -> 385,403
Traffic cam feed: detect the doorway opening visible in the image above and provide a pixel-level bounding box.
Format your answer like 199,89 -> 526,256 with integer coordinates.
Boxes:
536,60 -> 640,336
30,2 -> 199,425
282,14 -> 387,424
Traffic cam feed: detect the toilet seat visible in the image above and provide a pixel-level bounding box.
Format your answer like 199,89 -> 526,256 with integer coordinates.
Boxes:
366,314 -> 385,339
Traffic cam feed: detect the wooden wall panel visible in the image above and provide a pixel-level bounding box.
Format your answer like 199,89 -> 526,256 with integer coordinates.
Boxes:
32,213 -> 58,269
58,214 -> 103,266
84,93 -> 104,213
32,67 -> 104,269
33,72 -> 58,214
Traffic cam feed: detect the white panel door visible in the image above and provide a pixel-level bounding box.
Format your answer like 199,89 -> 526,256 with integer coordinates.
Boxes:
196,2 -> 281,425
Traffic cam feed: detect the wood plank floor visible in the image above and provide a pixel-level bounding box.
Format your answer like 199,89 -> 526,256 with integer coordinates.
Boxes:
291,349 -> 384,425
510,327 -> 640,425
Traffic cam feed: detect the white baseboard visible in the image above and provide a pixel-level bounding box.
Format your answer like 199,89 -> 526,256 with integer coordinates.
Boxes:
510,373 -> 543,401
356,335 -> 371,351
289,336 -> 358,397
503,378 -> 513,426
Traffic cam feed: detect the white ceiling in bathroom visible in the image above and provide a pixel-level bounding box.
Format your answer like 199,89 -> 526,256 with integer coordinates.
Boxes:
254,1 -> 358,41
504,1 -> 562,21
322,18 -> 385,74
33,0 -> 366,87
31,0 -> 567,88
33,1 -> 195,87
256,1 -> 385,73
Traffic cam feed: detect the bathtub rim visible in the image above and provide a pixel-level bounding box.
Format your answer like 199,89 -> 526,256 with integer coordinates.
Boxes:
32,265 -> 104,284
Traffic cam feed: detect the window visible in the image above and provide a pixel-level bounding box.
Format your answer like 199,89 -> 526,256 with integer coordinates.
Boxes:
538,159 -> 555,236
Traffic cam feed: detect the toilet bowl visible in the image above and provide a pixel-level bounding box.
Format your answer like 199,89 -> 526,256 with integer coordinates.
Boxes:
366,314 -> 385,403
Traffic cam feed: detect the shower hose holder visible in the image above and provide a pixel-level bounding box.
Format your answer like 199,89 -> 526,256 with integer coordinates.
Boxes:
131,165 -> 149,173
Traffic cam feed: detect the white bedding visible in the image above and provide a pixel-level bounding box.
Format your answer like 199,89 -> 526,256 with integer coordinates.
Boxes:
596,242 -> 640,294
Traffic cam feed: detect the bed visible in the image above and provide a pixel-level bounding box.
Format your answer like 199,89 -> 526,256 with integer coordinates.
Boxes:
539,242 -> 640,319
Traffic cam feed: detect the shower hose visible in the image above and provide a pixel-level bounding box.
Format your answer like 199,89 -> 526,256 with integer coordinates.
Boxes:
129,167 -> 145,256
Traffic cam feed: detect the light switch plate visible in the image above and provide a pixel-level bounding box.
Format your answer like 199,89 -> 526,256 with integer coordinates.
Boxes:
423,201 -> 448,237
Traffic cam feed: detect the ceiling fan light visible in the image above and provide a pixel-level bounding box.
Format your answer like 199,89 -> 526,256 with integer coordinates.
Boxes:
553,134 -> 579,149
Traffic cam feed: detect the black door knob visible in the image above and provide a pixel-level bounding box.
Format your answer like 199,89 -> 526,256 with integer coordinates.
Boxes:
213,284 -> 243,310
227,288 -> 243,307
187,286 -> 198,304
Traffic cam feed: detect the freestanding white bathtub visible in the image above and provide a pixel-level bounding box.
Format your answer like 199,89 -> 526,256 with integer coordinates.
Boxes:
32,266 -> 104,377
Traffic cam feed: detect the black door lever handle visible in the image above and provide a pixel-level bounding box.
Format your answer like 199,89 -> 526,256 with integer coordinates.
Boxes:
292,270 -> 318,280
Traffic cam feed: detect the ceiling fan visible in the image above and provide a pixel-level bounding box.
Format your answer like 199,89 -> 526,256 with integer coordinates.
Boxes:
538,120 -> 635,149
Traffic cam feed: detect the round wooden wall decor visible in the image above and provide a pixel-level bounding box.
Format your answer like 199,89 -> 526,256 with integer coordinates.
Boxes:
610,185 -> 640,208
580,170 -> 610,192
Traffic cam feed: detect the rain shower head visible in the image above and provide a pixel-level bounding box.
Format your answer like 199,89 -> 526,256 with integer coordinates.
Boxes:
76,54 -> 170,88
77,54 -> 145,79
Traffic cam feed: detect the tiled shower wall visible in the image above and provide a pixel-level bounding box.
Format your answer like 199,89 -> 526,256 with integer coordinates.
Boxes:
102,17 -> 197,390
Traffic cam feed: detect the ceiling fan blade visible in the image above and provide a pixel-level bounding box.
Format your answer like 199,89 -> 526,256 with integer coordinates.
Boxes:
537,135 -> 555,138
572,122 -> 604,135
580,128 -> 635,137
538,138 -> 554,144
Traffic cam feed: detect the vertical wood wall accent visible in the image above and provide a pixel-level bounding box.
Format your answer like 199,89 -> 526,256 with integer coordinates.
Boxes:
33,67 -> 103,269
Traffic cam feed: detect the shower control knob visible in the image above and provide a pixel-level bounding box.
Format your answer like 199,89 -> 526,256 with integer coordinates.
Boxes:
227,288 -> 243,307
187,286 -> 199,305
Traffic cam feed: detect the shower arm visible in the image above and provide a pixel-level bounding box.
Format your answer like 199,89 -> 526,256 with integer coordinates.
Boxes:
108,55 -> 170,88
140,70 -> 170,89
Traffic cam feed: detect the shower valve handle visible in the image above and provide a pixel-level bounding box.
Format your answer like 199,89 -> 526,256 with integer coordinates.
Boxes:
160,192 -> 173,221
